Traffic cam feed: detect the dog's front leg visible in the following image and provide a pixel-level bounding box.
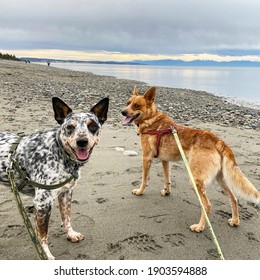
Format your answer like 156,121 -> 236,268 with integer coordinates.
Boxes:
34,190 -> 55,260
132,155 -> 152,196
161,160 -> 171,196
58,188 -> 84,243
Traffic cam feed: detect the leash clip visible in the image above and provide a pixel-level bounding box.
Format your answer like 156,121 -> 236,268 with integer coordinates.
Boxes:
170,125 -> 177,134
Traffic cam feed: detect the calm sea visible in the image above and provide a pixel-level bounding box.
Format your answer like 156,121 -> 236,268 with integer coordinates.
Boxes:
44,62 -> 260,109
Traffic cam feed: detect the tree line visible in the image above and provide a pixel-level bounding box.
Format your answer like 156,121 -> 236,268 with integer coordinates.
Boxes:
0,52 -> 18,61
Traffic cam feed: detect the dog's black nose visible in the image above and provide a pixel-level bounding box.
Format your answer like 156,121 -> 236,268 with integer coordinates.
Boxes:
121,110 -> 127,116
77,138 -> 88,148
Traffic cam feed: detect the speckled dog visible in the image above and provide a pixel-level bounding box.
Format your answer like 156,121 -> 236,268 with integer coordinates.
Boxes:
0,96 -> 109,259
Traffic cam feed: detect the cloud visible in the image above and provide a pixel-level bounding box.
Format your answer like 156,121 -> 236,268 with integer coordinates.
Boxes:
1,0 -> 260,58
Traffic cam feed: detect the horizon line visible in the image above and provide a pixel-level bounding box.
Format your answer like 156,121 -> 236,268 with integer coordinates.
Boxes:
2,48 -> 260,63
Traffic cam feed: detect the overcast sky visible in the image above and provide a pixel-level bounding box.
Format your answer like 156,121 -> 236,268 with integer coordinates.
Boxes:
1,0 -> 260,61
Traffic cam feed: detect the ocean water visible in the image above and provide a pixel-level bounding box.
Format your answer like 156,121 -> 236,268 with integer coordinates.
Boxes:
43,62 -> 260,109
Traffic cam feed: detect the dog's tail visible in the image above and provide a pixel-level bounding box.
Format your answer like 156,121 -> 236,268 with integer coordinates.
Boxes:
222,145 -> 260,204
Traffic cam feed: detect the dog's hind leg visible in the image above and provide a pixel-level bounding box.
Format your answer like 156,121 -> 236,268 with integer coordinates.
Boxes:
34,190 -> 55,260
188,149 -> 221,232
190,179 -> 212,232
58,188 -> 84,243
161,160 -> 171,196
216,173 -> 240,227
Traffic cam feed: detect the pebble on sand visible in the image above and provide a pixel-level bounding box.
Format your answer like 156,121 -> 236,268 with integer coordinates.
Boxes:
123,150 -> 138,156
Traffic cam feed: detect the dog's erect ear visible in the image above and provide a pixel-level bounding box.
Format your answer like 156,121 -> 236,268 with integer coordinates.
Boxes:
143,87 -> 156,105
52,97 -> 73,125
90,97 -> 109,125
133,86 -> 138,96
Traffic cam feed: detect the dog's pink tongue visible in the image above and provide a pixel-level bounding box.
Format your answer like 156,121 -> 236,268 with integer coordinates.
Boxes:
76,149 -> 89,161
122,116 -> 132,125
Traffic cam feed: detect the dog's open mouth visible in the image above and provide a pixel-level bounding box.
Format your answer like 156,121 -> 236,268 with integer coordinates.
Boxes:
75,148 -> 89,161
68,144 -> 91,162
122,113 -> 140,125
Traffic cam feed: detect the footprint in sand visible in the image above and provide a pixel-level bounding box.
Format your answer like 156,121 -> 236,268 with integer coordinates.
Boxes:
96,198 -> 108,204
125,167 -> 141,174
105,233 -> 162,259
1,225 -> 24,238
239,206 -> 255,221
246,232 -> 259,242
162,233 -> 186,247
215,204 -> 257,222
124,233 -> 162,252
206,248 -> 220,260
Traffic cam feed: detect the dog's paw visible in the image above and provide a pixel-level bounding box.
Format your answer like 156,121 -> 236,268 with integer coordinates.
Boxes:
132,188 -> 144,196
48,254 -> 56,260
67,229 -> 85,243
228,218 -> 240,227
190,224 -> 205,232
161,189 -> 170,196
42,243 -> 56,260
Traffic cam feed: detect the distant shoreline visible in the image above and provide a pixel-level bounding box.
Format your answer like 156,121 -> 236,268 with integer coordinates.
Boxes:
19,57 -> 260,67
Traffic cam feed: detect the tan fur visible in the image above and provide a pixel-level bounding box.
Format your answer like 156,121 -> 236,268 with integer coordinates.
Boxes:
122,86 -> 260,232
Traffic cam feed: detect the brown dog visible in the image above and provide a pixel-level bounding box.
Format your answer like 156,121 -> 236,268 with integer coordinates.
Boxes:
121,86 -> 259,232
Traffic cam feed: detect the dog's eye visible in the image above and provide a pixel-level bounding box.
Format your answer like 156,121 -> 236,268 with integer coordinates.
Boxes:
134,103 -> 140,109
66,124 -> 75,132
88,121 -> 99,134
127,100 -> 131,105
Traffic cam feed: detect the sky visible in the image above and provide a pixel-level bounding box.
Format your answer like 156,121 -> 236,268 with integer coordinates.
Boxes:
1,0 -> 260,62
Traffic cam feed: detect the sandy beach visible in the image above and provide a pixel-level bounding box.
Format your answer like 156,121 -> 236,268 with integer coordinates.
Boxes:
0,60 -> 259,260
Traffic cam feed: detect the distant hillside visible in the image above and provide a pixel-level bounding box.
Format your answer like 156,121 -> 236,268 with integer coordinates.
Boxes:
19,57 -> 260,67
132,59 -> 260,67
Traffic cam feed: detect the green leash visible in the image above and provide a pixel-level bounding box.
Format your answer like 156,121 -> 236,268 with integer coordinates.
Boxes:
8,168 -> 49,260
171,126 -> 225,260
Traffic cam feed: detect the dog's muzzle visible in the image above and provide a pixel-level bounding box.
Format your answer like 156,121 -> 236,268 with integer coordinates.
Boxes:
121,110 -> 140,125
73,138 -> 89,161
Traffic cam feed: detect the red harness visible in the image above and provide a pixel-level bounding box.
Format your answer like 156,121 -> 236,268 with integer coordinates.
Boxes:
142,125 -> 177,158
